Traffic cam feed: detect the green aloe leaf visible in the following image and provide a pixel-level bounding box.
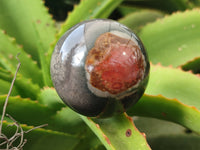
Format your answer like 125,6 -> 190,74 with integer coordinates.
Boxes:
0,95 -> 55,126
119,9 -> 164,33
146,64 -> 200,108
128,64 -> 200,133
81,114 -> 151,150
73,133 -> 105,150
49,107 -> 106,150
139,9 -> 200,67
0,68 -> 40,100
0,0 -> 57,63
135,117 -> 200,150
128,94 -> 200,134
118,5 -> 140,16
34,86 -> 87,134
0,30 -> 43,87
0,79 -> 19,96
38,87 -> 65,111
39,94 -> 106,150
38,87 -> 150,149
1,121 -> 79,150
0,0 -> 57,86
48,107 -> 86,134
0,94 -> 91,143
122,0 -> 194,13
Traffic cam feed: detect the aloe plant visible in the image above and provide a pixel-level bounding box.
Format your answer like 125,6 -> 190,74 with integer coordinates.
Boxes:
0,0 -> 200,149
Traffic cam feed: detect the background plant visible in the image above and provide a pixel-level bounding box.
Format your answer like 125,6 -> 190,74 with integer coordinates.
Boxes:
0,0 -> 200,149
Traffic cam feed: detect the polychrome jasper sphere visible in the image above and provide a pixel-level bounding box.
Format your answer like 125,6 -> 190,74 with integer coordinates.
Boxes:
50,19 -> 149,118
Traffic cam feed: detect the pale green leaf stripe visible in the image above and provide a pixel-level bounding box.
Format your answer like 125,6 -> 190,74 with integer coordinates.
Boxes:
80,114 -> 151,150
1,121 -> 79,150
139,9 -> 200,67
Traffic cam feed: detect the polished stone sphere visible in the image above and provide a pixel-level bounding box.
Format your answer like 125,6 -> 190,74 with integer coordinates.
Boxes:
50,19 -> 149,118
